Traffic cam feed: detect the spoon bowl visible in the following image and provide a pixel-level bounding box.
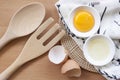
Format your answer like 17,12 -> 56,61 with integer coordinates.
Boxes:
0,2 -> 45,49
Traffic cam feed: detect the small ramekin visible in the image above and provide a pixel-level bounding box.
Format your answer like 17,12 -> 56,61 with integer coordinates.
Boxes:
68,5 -> 100,38
83,34 -> 115,66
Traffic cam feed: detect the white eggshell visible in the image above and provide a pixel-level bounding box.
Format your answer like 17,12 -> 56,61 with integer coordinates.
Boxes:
48,45 -> 68,64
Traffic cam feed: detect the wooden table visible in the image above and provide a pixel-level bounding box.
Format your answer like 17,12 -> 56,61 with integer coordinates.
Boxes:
0,0 -> 106,80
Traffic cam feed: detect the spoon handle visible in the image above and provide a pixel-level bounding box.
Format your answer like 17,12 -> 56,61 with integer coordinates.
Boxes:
0,32 -> 16,49
0,57 -> 23,80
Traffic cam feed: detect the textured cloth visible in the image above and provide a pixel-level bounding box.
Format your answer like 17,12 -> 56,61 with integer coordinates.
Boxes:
61,34 -> 98,73
55,0 -> 120,80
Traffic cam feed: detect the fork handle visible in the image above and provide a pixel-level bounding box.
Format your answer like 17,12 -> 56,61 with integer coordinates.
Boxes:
0,31 -> 16,50
0,58 -> 23,80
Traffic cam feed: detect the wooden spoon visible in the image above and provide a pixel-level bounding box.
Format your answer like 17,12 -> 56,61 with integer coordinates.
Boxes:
0,2 -> 45,49
0,17 -> 65,80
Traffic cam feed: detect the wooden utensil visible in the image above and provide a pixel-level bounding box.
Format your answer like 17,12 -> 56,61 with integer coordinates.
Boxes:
0,2 -> 45,49
0,17 -> 65,80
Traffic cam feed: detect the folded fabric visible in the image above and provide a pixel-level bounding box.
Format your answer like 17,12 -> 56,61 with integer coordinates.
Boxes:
55,0 -> 120,80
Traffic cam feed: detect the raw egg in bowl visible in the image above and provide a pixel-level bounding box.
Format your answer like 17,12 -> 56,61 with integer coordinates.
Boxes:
68,6 -> 100,38
83,34 -> 115,66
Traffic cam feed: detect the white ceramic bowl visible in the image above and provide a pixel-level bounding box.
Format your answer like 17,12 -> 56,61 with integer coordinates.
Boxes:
68,6 -> 100,38
83,34 -> 115,66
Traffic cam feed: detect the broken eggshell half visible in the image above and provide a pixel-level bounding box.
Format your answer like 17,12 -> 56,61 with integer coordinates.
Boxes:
48,45 -> 68,64
61,59 -> 81,77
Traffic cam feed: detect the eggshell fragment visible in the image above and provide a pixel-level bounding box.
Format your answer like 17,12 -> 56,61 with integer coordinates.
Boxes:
48,45 -> 68,64
61,59 -> 81,77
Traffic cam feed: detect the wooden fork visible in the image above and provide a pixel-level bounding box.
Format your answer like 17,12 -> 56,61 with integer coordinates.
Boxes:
0,17 -> 65,80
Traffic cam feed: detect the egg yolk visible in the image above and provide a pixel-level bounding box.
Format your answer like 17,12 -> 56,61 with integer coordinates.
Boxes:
73,10 -> 94,32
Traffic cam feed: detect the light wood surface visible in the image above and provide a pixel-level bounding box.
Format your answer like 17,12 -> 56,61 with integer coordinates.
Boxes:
0,0 -> 106,80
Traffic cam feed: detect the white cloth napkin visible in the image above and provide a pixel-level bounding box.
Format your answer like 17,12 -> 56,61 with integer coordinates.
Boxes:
55,0 -> 120,80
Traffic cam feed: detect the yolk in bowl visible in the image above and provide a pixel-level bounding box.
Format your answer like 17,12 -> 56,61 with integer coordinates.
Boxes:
73,10 -> 95,32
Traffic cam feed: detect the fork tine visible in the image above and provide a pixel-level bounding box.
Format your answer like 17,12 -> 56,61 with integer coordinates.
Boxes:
40,23 -> 60,43
46,30 -> 65,49
34,17 -> 54,36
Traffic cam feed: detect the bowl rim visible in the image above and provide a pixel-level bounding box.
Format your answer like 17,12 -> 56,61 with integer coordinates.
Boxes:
68,5 -> 100,38
83,34 -> 115,66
